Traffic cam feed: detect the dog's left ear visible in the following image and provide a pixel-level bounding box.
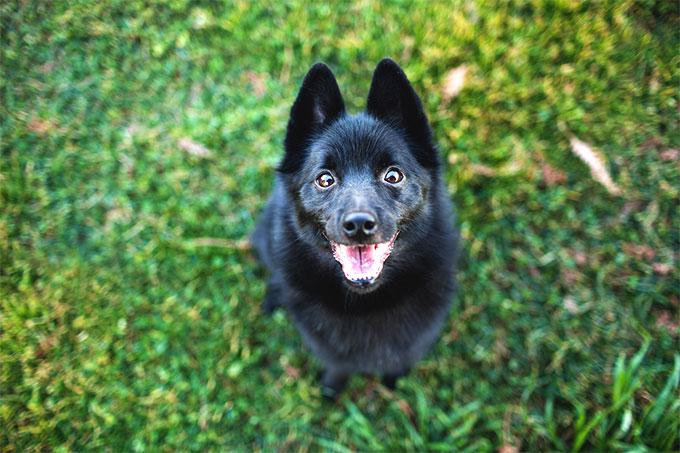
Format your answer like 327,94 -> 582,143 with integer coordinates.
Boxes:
367,58 -> 438,168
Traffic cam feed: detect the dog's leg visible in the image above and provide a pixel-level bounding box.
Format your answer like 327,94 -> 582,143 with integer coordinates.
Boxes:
262,275 -> 284,315
320,368 -> 349,401
262,284 -> 282,315
381,367 -> 411,390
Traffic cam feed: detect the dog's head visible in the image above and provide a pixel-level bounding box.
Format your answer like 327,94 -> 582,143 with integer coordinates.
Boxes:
278,59 -> 440,293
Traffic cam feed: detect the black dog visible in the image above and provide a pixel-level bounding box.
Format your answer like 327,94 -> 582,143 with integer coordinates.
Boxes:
252,58 -> 458,399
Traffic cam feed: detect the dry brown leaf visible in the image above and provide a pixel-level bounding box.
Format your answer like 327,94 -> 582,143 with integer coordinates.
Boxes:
470,163 -> 497,177
621,200 -> 643,217
448,153 -> 463,165
442,65 -> 468,101
400,36 -> 415,62
178,138 -> 213,158
655,311 -> 679,334
498,444 -> 519,453
105,207 -> 132,231
284,365 -> 300,379
244,71 -> 266,98
652,263 -> 673,275
569,136 -> 621,195
622,243 -> 656,261
561,267 -> 581,285
494,336 -> 509,360
639,137 -> 663,151
535,152 -> 566,187
541,162 -> 567,186
660,148 -> 680,162
396,399 -> 417,427
119,153 -> 135,176
39,61 -> 56,74
563,296 -> 579,314
447,327 -> 459,342
570,250 -> 588,266
188,307 -> 200,321
27,118 -> 56,134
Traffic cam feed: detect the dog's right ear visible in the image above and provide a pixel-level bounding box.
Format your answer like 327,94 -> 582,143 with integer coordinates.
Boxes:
279,63 -> 345,173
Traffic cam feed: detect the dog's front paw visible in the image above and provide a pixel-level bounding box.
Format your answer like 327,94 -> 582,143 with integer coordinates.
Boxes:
381,368 -> 411,390
321,384 -> 341,401
262,281 -> 283,315
320,369 -> 348,401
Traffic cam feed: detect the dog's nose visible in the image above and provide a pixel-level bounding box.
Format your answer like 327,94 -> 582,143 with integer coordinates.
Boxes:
342,211 -> 377,238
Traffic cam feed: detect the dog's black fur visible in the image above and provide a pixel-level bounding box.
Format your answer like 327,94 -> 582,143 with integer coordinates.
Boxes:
252,58 -> 459,398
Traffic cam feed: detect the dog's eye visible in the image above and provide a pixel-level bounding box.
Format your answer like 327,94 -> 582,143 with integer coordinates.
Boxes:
315,171 -> 335,188
384,168 -> 404,184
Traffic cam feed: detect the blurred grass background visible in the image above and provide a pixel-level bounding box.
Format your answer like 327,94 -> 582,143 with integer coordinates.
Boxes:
1,0 -> 679,450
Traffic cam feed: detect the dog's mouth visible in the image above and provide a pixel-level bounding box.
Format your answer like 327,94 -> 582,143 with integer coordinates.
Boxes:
329,232 -> 398,287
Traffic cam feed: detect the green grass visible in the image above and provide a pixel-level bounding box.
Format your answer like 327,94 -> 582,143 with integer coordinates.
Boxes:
1,0 -> 678,450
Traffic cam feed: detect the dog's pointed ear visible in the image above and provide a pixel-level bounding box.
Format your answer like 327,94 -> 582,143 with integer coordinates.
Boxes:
367,58 -> 438,168
279,63 -> 345,173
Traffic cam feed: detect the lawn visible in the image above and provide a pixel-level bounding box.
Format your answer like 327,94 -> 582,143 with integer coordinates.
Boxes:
1,1 -> 678,451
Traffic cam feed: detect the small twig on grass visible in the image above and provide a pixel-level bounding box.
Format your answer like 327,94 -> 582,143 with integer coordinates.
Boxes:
183,237 -> 251,250
568,135 -> 622,196
442,64 -> 468,101
178,138 -> 213,158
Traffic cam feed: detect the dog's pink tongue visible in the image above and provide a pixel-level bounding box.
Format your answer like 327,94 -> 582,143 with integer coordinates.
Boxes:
332,242 -> 391,282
